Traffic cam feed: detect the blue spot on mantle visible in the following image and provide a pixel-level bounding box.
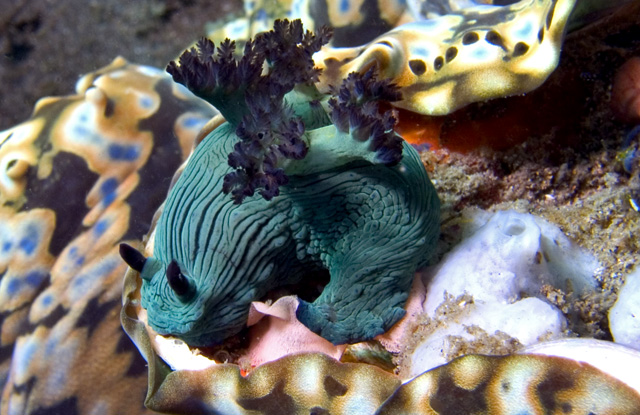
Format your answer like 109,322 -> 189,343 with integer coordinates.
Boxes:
472,47 -> 490,60
68,246 -> 85,266
182,116 -> 205,129
41,294 -> 53,308
93,219 -> 109,237
6,271 -> 45,295
19,225 -> 39,255
139,96 -> 153,109
72,124 -> 92,141
25,271 -> 46,287
70,259 -> 119,301
411,47 -> 428,58
108,144 -> 139,161
7,279 -> 21,295
101,178 -> 118,206
515,20 -> 533,39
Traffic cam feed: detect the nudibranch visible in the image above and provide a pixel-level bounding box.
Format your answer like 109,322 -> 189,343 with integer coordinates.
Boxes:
120,19 -> 440,346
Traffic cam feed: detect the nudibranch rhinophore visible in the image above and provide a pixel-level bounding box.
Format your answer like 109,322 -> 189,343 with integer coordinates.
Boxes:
121,20 -> 440,346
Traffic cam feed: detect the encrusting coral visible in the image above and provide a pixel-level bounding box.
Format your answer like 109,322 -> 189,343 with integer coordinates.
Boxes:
120,19 -> 440,346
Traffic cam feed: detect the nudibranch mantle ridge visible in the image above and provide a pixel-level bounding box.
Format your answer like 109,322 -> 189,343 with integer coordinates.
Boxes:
130,20 -> 440,347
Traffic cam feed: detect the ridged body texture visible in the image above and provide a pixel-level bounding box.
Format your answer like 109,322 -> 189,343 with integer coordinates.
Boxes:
141,121 -> 439,345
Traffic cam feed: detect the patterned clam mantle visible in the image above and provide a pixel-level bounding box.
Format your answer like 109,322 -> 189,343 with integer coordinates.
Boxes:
2,0 -> 640,414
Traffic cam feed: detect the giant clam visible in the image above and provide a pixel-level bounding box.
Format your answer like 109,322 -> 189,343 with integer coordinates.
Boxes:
2,0 -> 640,414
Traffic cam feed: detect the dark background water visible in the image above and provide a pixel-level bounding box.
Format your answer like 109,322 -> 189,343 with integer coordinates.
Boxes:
0,0 -> 241,130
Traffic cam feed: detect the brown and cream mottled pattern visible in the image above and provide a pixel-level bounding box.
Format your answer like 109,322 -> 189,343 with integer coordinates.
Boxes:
0,57 -> 216,415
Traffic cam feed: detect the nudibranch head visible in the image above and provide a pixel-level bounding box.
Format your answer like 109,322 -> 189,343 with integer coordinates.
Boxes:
139,253 -> 219,342
125,240 -> 209,340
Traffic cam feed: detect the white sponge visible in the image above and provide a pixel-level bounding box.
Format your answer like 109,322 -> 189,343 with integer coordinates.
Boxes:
609,268 -> 640,349
407,209 -> 600,376
408,297 -> 565,377
422,209 -> 599,315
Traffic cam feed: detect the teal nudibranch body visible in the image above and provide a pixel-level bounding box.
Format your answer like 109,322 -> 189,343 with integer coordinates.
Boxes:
140,123 -> 439,346
124,20 -> 440,346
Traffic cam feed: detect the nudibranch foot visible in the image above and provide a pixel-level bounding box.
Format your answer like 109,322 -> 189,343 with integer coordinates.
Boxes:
288,141 -> 439,345
296,290 -> 408,346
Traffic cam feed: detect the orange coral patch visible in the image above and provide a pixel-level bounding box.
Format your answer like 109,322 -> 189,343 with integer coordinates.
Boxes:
395,109 -> 444,150
612,56 -> 640,123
